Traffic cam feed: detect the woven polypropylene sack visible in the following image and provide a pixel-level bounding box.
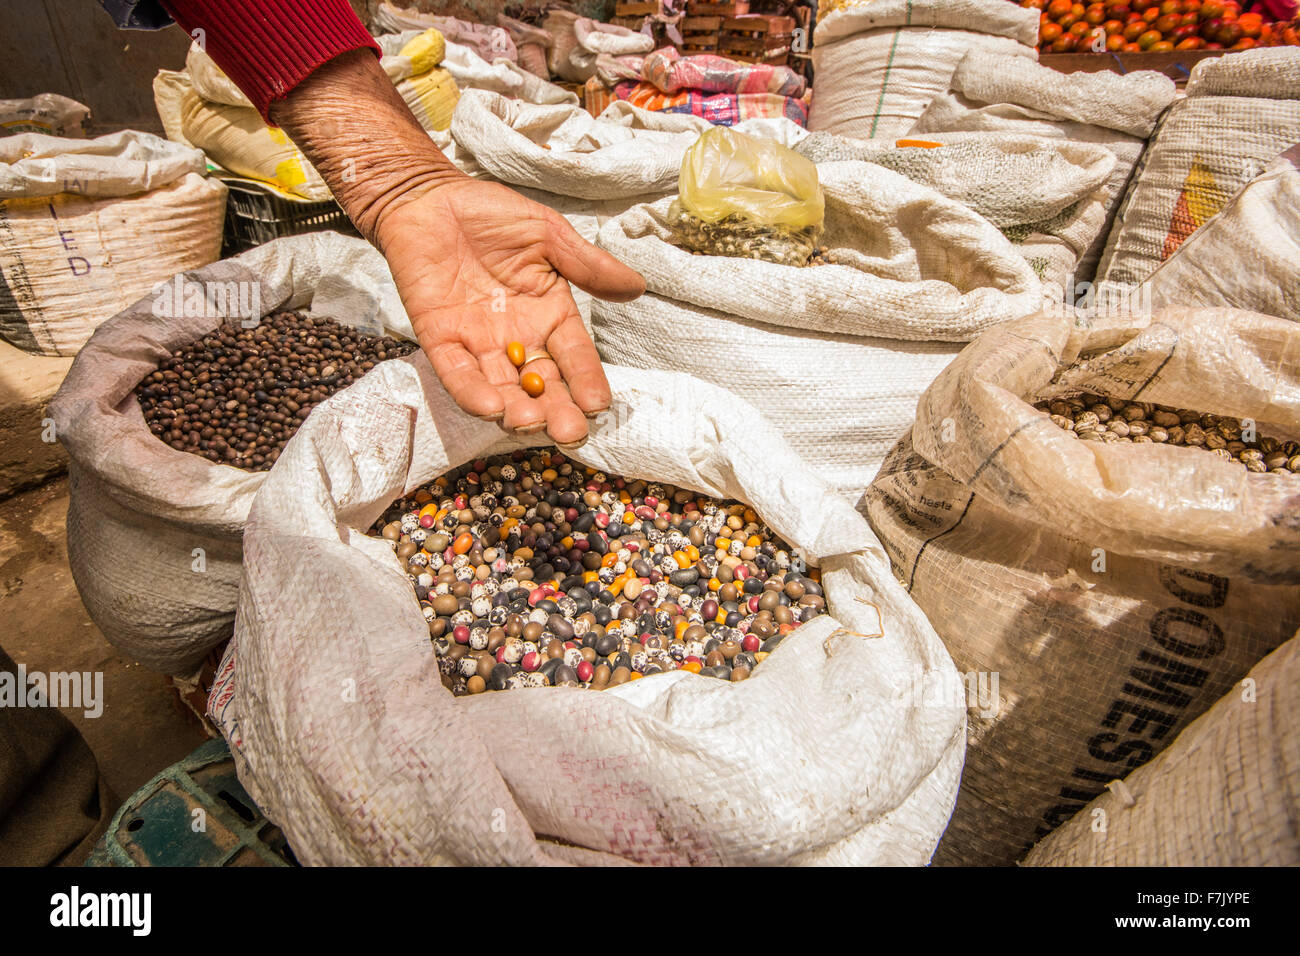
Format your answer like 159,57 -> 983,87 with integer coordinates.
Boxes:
1139,143 -> 1300,321
794,130 -> 1115,288
808,0 -> 1039,141
862,307 -> 1300,866
49,234 -> 416,675
592,160 -> 1040,501
914,52 -> 1176,286
0,131 -> 225,356
0,93 -> 89,136
1096,49 -> 1300,290
1025,633 -> 1300,867
207,357 -> 966,866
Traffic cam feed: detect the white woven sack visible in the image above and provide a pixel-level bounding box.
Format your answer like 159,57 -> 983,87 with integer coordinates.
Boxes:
573,17 -> 655,57
592,161 -> 1040,500
807,0 -> 1038,141
1025,632 -> 1300,867
208,356 -> 966,866
0,131 -> 225,356
914,53 -> 1176,285
810,30 -> 1033,141
1139,144 -> 1300,321
1096,49 -> 1300,290
48,233 -> 416,675
439,42 -> 576,106
373,2 -> 517,63
0,92 -> 89,136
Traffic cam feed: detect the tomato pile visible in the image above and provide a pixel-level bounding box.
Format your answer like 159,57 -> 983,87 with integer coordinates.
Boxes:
1020,0 -> 1300,54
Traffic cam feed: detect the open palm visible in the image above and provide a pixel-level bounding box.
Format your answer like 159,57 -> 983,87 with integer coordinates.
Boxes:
374,178 -> 645,444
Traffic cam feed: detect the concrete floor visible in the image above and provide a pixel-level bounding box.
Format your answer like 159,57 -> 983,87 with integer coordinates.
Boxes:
0,476 -> 209,803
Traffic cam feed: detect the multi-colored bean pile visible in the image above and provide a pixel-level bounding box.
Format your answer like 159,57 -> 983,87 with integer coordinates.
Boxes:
135,311 -> 416,471
1037,393 -> 1300,474
370,448 -> 827,694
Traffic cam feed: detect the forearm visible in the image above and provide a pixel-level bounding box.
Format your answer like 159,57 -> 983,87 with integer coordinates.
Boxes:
268,48 -> 467,243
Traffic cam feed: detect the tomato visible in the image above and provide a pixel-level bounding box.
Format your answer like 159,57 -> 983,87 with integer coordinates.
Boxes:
1104,17 -> 1126,32
1124,19 -> 1148,38
1122,40 -> 1144,49
1048,0 -> 1073,16
1200,16 -> 1223,36
1070,19 -> 1093,34
1238,13 -> 1263,37
1222,2 -> 1240,18
1155,12 -> 1181,30
1181,11 -> 1199,25
1173,22 -> 1198,38
1180,0 -> 1200,13
1231,36 -> 1256,47
1138,27 -> 1164,45
1151,38 -> 1175,48
1051,33 -> 1080,50
1071,2 -> 1088,16
1175,35 -> 1204,47
1022,0 -> 1048,8
1142,6 -> 1161,20
1199,0 -> 1225,17
1111,2 -> 1133,15
1216,21 -> 1242,43
1041,21 -> 1064,41
1059,11 -> 1079,26
1204,39 -> 1224,47
1086,3 -> 1108,23
1130,0 -> 1155,10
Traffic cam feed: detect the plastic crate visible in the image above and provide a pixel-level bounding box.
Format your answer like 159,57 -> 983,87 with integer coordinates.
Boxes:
220,177 -> 358,255
85,738 -> 297,867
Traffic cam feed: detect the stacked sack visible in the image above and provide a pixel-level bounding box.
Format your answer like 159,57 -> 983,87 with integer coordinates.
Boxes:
201,282 -> 967,864
793,130 -> 1118,291
809,0 -> 1039,141
863,306 -> 1300,866
0,132 -> 225,356
1096,48 -> 1300,291
48,233 -> 414,676
372,1 -> 518,63
497,13 -> 553,79
612,49 -> 810,127
1137,143 -> 1300,321
913,51 -> 1176,287
153,29 -> 459,201
0,93 -> 89,137
593,129 -> 1042,503
544,10 -> 654,83
1025,631 -> 1300,867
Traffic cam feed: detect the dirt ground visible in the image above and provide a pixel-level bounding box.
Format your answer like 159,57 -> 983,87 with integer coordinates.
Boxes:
0,477 -> 209,804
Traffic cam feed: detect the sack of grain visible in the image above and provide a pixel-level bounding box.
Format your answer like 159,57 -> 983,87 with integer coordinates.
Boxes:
862,306 -> 1300,866
373,2 -> 517,64
1096,48 -> 1300,290
0,93 -> 90,137
0,131 -> 225,357
48,233 -> 415,675
206,355 -> 966,865
1025,632 -> 1300,867
1138,143 -> 1300,321
544,11 -> 653,83
809,0 -> 1039,141
794,130 -> 1116,288
497,13 -> 552,79
592,160 -> 1040,501
914,52 -> 1177,286
438,41 -> 577,106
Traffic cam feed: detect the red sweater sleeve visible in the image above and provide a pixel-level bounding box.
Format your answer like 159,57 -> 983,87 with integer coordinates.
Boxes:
161,0 -> 381,123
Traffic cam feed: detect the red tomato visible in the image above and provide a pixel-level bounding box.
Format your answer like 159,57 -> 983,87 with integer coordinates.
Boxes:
1216,20 -> 1242,42
1176,34 -> 1204,46
1155,12 -> 1182,30
1048,0 -> 1073,16
1231,36 -> 1256,47
1238,12 -> 1263,37
1204,39 -> 1225,47
1124,20 -> 1148,38
1059,11 -> 1080,26
1122,40 -> 1144,49
1199,0 -> 1225,16
1071,2 -> 1088,16
1142,6 -> 1161,20
1107,32 -> 1127,47
1151,38 -> 1175,48
1070,19 -> 1093,34
1104,18 -> 1126,32
1041,21 -> 1065,41
1159,0 -> 1180,13
1086,3 -> 1108,22
1110,2 -> 1133,14
1138,27 -> 1164,45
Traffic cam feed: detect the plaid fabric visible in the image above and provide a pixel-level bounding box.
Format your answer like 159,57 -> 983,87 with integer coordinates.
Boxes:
613,81 -> 808,126
641,50 -> 806,97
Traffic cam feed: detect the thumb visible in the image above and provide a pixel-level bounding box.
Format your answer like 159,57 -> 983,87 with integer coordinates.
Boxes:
543,209 -> 646,303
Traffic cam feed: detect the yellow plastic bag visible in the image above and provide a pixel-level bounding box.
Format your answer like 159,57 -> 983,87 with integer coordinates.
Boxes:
673,127 -> 825,266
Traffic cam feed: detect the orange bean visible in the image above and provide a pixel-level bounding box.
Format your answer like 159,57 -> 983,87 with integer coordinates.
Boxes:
521,372 -> 545,398
453,532 -> 474,554
507,341 -> 526,367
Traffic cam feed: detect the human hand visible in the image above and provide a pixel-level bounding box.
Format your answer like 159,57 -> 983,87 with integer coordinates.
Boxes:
372,178 -> 644,444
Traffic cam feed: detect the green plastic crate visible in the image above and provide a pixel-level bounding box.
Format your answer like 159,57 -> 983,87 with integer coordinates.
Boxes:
86,738 -> 297,867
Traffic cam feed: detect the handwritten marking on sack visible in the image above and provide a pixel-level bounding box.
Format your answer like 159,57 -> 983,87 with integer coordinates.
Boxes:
46,201 -> 91,276
1030,566 -> 1228,846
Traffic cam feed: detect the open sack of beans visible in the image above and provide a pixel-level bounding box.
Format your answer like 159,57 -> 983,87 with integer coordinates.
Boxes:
1137,144 -> 1300,322
793,130 -> 1118,289
205,358 -> 966,865
0,131 -> 225,356
862,306 -> 1300,866
808,0 -> 1039,141
1025,631 -> 1300,867
592,147 -> 1041,503
1096,48 -> 1300,290
914,51 -> 1176,287
48,233 -> 417,676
